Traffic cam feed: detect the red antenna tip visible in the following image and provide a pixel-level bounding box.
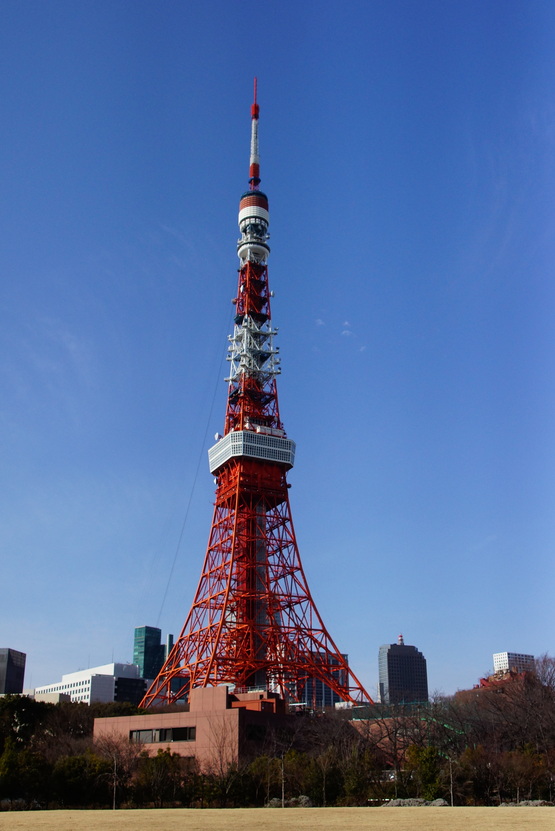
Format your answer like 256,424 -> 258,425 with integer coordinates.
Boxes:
251,77 -> 259,119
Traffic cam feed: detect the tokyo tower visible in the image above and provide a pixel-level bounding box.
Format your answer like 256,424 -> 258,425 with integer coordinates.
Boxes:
141,81 -> 372,708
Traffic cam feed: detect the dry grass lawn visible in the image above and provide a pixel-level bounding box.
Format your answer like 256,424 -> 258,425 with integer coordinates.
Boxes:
0,807 -> 553,831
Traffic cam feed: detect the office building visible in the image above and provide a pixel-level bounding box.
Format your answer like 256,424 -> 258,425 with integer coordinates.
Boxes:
34,662 -> 146,705
493,651 -> 535,674
379,634 -> 428,705
133,626 -> 173,681
0,648 -> 26,694
134,626 -> 162,680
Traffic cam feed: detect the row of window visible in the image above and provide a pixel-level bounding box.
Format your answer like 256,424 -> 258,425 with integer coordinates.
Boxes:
130,727 -> 196,744
39,682 -> 91,693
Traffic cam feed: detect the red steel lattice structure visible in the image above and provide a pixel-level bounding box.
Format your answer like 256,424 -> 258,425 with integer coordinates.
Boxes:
141,81 -> 372,708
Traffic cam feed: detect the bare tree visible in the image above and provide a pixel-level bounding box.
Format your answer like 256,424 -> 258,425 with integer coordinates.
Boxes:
94,734 -> 142,808
202,715 -> 246,806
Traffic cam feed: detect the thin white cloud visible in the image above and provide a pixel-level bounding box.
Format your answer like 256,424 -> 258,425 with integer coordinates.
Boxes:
38,317 -> 96,389
468,534 -> 498,554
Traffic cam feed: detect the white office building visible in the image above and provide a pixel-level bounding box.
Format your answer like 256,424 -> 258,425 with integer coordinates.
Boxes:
493,652 -> 535,674
34,662 -> 144,704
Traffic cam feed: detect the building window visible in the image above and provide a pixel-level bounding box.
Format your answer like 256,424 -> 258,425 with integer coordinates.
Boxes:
130,726 -> 196,744
168,727 -> 196,742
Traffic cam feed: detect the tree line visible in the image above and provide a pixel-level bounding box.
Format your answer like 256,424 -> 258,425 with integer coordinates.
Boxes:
1,655 -> 554,809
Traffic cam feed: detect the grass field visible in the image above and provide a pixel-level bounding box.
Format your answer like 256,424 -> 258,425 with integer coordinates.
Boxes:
0,806 -> 553,831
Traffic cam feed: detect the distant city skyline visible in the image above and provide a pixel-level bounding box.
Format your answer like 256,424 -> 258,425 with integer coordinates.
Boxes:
23,627 -> 539,707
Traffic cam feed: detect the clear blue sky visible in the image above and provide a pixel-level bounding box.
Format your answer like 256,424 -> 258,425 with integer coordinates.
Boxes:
1,0 -> 554,698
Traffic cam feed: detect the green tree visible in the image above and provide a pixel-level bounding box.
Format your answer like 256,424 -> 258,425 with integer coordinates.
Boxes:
0,695 -> 51,753
340,744 -> 387,805
248,754 -> 281,805
0,736 -> 51,804
310,744 -> 343,806
133,749 -> 188,807
406,745 -> 443,800
51,751 -> 111,807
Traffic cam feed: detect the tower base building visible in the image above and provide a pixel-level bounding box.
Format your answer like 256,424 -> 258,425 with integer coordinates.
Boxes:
94,686 -> 290,770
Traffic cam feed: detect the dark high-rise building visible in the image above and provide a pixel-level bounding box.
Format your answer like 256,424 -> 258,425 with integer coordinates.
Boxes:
114,675 -> 147,705
0,648 -> 26,694
133,626 -> 172,681
379,634 -> 428,704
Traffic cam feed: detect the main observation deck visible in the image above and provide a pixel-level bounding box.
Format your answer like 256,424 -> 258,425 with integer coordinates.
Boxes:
208,428 -> 296,474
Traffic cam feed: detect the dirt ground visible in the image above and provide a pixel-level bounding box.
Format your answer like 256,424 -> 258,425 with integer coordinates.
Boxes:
0,806 -> 553,831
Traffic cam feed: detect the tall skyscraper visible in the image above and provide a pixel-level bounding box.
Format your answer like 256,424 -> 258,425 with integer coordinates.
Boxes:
133,626 -> 173,681
379,634 -> 428,705
0,648 -> 26,694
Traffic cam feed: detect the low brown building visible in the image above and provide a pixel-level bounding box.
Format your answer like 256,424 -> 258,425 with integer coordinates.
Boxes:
94,686 -> 289,770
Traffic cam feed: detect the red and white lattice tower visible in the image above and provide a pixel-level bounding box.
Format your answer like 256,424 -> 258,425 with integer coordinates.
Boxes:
141,81 -> 372,708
